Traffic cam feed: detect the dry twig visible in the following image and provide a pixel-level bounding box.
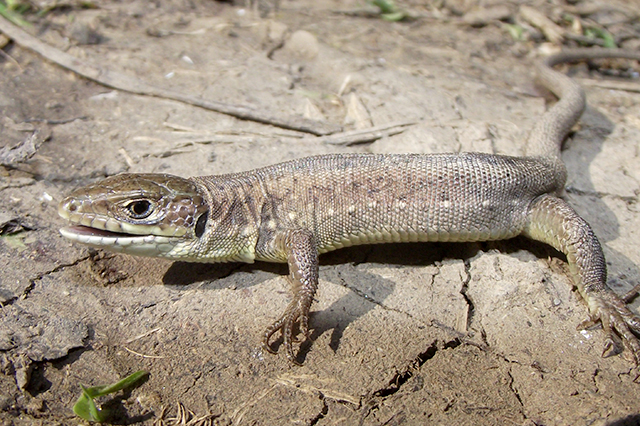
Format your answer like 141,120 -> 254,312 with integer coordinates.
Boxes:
519,5 -> 564,44
0,16 -> 340,136
313,120 -> 417,145
578,78 -> 640,93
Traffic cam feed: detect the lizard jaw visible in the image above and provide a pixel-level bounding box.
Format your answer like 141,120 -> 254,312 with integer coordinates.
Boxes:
59,225 -> 176,256
62,224 -> 134,239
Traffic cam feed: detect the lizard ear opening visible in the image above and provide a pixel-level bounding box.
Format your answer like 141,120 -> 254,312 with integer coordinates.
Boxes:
195,212 -> 208,238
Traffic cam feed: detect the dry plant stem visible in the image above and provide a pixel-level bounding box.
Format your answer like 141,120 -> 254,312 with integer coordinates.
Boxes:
316,120 -> 417,145
519,5 -> 564,44
579,78 -> 640,93
564,33 -> 607,47
0,46 -> 22,70
0,16 -> 340,136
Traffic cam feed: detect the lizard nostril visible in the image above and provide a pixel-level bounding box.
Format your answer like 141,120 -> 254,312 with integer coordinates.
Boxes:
59,198 -> 79,215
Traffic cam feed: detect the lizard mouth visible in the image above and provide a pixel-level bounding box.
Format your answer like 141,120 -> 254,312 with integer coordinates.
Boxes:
59,225 -> 177,257
62,225 -> 136,238
59,224 -> 153,247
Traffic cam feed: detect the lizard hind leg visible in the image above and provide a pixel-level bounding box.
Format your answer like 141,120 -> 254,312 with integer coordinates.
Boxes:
522,194 -> 640,370
262,229 -> 319,365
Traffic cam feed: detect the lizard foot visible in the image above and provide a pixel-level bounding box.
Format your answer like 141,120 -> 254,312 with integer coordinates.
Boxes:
580,290 -> 640,376
262,297 -> 311,365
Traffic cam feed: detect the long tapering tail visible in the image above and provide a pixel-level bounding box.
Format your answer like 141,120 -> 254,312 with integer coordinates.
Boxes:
526,49 -> 640,184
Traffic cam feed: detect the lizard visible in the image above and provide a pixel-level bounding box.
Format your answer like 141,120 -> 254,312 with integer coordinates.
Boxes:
58,48 -> 640,368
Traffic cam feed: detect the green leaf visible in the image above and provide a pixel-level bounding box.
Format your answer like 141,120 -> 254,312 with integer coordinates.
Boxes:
95,370 -> 148,396
73,386 -> 107,422
503,24 -> 524,41
0,2 -> 30,27
381,11 -> 407,22
370,0 -> 397,14
601,32 -> 616,49
584,27 -> 617,49
72,371 -> 149,422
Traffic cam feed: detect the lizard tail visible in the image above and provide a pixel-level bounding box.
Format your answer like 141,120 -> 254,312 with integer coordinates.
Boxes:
525,48 -> 640,179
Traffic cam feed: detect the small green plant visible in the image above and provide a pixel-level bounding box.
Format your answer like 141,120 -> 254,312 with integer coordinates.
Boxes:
73,370 -> 149,423
0,0 -> 30,27
369,0 -> 410,22
583,26 -> 616,48
561,13 -> 617,48
503,24 -> 525,41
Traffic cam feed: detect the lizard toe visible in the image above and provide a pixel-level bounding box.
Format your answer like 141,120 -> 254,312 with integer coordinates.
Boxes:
263,317 -> 285,355
282,316 -> 303,365
592,292 -> 640,367
262,300 -> 310,364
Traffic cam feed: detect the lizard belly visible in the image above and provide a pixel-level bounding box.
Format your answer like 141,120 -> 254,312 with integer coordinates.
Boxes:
315,199 -> 528,254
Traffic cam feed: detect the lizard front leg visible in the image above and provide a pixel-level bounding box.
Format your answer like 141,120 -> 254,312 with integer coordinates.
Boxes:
263,229 -> 319,364
523,194 -> 640,370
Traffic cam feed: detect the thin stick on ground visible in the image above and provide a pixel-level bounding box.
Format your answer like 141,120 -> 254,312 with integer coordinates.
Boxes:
314,120 -> 417,145
0,16 -> 341,136
578,78 -> 640,93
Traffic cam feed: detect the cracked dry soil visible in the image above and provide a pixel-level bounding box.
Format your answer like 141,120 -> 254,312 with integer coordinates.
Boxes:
2,0 -> 640,425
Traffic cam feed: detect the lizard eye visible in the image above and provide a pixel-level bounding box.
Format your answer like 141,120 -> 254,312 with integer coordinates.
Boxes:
125,200 -> 153,219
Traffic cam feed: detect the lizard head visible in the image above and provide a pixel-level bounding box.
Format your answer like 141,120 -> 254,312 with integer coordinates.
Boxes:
58,173 -> 210,258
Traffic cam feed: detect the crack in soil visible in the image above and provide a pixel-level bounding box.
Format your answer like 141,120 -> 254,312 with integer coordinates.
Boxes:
370,340 -> 440,398
357,337 -> 463,425
506,368 -> 524,408
332,269 -> 416,321
2,254 -> 92,305
592,367 -> 600,393
505,365 -> 531,422
180,370 -> 204,398
565,186 -> 635,202
460,259 -> 475,331
308,394 -> 329,426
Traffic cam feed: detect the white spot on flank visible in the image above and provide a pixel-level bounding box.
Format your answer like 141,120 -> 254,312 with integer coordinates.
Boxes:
348,205 -> 356,214
267,220 -> 276,230
442,200 -> 451,208
288,212 -> 297,221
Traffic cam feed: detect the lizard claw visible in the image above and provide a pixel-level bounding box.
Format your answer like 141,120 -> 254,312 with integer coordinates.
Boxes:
262,298 -> 311,365
583,291 -> 640,368
600,336 -> 621,358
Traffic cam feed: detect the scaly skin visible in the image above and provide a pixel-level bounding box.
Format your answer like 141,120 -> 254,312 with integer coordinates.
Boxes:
59,49 -> 640,367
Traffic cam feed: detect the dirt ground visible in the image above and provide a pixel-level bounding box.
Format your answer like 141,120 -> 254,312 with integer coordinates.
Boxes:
1,0 -> 640,424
